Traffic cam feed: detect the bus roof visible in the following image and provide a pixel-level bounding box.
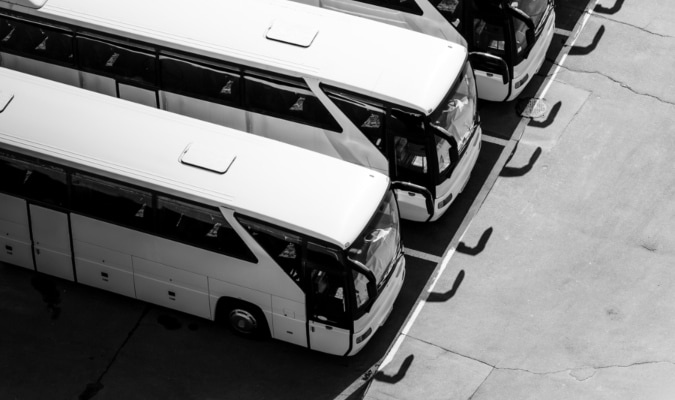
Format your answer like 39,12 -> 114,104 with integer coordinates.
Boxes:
2,0 -> 467,114
0,67 -> 390,249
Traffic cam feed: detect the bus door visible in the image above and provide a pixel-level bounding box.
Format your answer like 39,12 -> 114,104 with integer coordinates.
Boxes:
386,109 -> 436,222
28,204 -> 74,281
305,245 -> 352,356
0,153 -> 75,281
76,36 -> 159,108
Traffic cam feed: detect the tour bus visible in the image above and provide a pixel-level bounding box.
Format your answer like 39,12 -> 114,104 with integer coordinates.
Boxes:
291,0 -> 556,102
0,67 -> 406,356
0,0 -> 481,222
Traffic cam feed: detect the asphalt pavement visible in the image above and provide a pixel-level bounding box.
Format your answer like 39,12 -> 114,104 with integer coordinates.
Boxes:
363,0 -> 675,399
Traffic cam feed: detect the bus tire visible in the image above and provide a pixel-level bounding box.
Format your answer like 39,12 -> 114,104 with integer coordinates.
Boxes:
217,298 -> 270,339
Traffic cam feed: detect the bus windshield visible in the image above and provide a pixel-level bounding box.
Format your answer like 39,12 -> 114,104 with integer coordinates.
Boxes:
347,190 -> 401,289
429,62 -> 478,155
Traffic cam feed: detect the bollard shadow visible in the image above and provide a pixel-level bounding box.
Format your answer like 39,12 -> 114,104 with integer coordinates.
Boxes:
500,147 -> 542,177
372,354 -> 414,384
456,227 -> 493,256
594,0 -> 624,14
569,25 -> 605,56
528,101 -> 562,129
427,270 -> 465,303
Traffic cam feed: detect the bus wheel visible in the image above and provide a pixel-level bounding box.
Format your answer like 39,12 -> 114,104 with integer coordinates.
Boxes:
218,299 -> 269,339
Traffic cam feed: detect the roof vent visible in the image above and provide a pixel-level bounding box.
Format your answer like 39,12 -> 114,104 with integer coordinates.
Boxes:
180,142 -> 235,174
266,20 -> 318,48
0,91 -> 14,113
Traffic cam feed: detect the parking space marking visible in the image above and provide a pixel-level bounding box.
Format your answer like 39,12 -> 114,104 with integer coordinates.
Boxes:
539,2 -> 598,100
403,247 -> 442,263
481,135 -> 509,146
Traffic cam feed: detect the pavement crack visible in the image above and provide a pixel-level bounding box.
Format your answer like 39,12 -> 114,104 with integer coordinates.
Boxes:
591,13 -> 673,39
542,64 -> 675,107
78,305 -> 150,400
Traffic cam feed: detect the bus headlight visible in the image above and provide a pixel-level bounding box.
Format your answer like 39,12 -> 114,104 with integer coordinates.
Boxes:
515,73 -> 530,89
356,327 -> 373,344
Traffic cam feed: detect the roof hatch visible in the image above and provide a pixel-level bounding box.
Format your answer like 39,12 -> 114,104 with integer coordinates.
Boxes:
266,20 -> 318,48
180,142 -> 235,174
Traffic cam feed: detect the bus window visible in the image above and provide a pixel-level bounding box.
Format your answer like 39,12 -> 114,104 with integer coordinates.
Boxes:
353,0 -> 423,14
71,173 -> 153,229
157,196 -> 255,261
325,89 -> 386,151
0,151 -> 67,206
76,36 -> 156,86
159,56 -> 241,106
433,0 -> 463,30
0,16 -> 73,66
238,217 -> 303,284
387,110 -> 429,183
309,264 -> 351,328
243,72 -> 341,132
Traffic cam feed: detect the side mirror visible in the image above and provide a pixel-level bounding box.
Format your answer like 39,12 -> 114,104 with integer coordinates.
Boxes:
469,52 -> 510,84
391,181 -> 434,217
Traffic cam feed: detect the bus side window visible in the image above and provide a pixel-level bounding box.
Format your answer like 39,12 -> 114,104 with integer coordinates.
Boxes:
432,0 -> 463,30
71,173 -> 153,229
76,36 -> 156,86
159,56 -> 241,106
353,0 -> 423,14
472,17 -> 506,58
157,196 -> 255,261
0,16 -> 74,66
237,218 -> 303,284
0,151 -> 67,206
307,249 -> 348,328
387,110 -> 429,182
325,89 -> 385,151
243,73 -> 341,132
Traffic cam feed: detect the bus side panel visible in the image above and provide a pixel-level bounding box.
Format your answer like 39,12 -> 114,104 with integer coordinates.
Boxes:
73,240 -> 136,298
80,71 -> 116,97
208,277 -> 273,328
0,193 -> 33,270
159,92 -> 248,133
0,53 -> 79,87
134,257 -> 211,319
270,296 -> 307,347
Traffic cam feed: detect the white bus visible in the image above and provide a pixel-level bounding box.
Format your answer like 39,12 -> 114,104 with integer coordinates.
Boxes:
0,0 -> 481,222
292,0 -> 556,102
0,67 -> 406,356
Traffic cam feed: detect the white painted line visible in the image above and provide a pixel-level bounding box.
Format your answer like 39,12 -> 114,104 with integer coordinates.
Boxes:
403,247 -> 441,263
539,1 -> 598,100
482,135 -> 509,146
554,27 -> 573,36
379,246 -> 457,369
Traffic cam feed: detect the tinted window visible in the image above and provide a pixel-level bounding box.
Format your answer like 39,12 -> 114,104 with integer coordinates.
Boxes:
71,173 -> 153,230
326,89 -> 385,151
157,196 -> 255,261
160,56 -> 240,106
432,0 -> 463,30
0,16 -> 74,65
238,217 -> 303,285
244,73 -> 340,131
77,36 -> 156,85
0,151 -> 67,206
352,0 -> 423,15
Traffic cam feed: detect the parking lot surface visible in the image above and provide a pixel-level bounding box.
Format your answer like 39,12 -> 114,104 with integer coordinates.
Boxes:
364,1 -> 675,399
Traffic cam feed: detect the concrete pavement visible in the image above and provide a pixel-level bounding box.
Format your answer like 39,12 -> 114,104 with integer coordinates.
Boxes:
363,1 -> 675,399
